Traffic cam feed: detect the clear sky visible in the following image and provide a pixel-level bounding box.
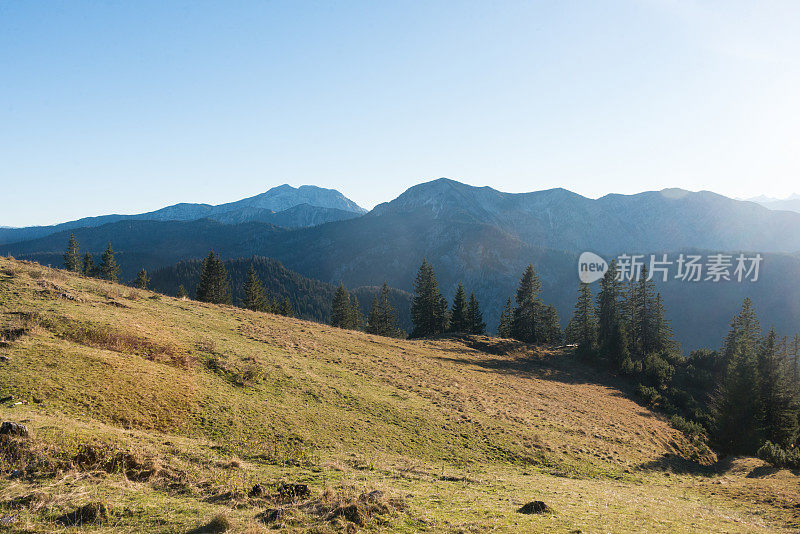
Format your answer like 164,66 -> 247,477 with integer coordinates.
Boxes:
2,1 -> 799,226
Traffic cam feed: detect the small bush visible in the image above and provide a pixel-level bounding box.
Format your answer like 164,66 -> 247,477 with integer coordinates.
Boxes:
757,441 -> 800,469
669,415 -> 706,443
636,384 -> 662,407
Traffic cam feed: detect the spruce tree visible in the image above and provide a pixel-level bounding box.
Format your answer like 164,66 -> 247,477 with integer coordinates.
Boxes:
497,297 -> 514,338
331,283 -> 352,328
410,260 -> 447,337
568,283 -> 598,355
195,250 -> 232,304
366,283 -> 402,337
712,299 -> 764,454
597,260 -> 624,359
791,334 -> 800,385
177,285 -> 189,299
349,295 -> 363,330
82,252 -> 96,277
757,328 -> 799,447
135,268 -> 150,290
63,234 -> 81,272
98,242 -> 120,282
280,298 -> 294,317
543,304 -> 562,345
467,292 -> 486,335
449,283 -> 469,333
512,264 -> 543,343
242,264 -> 268,311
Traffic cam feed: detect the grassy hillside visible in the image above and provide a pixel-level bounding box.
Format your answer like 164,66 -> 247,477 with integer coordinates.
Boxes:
0,257 -> 798,533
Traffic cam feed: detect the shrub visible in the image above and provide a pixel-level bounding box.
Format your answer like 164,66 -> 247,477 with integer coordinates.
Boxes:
757,441 -> 800,469
669,415 -> 706,442
636,384 -> 662,407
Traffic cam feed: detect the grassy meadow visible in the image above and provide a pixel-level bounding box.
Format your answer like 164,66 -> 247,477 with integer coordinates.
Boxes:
0,257 -> 798,533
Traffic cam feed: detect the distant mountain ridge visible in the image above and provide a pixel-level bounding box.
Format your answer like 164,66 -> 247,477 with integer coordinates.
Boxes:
5,177 -> 800,349
0,184 -> 365,245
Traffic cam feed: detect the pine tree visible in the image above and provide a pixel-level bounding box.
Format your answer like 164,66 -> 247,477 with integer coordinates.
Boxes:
279,298 -> 294,317
135,268 -> 150,290
331,283 -> 352,328
242,264 -> 268,311
449,283 -> 469,333
177,285 -> 188,299
712,299 -> 764,454
467,292 -> 486,335
791,334 -> 800,385
349,295 -> 363,330
366,283 -> 402,337
410,260 -> 447,337
566,283 -> 598,357
497,298 -> 514,338
542,304 -> 562,345
98,242 -> 120,282
757,328 -> 799,447
512,264 -> 544,343
195,250 -> 232,304
596,260 -> 624,359
63,234 -> 81,272
629,265 -> 657,357
82,252 -> 96,277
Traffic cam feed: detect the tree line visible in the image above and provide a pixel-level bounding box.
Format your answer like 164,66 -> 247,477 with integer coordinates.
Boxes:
562,260 -> 800,466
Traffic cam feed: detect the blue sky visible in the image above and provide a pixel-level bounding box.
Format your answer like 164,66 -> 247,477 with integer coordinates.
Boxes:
2,1 -> 799,226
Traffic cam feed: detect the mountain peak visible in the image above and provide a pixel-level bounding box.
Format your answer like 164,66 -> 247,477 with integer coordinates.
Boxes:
235,184 -> 366,214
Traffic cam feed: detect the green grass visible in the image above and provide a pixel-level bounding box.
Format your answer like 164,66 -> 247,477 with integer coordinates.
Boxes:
1,257 -> 798,532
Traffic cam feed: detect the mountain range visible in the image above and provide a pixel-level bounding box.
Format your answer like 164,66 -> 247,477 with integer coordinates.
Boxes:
3,178 -> 800,350
0,184 -> 365,245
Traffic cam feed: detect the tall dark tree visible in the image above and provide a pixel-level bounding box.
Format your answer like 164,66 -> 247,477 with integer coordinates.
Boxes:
596,260 -> 624,357
566,282 -> 598,352
279,298 -> 294,317
497,298 -> 514,339
712,299 -> 763,454
511,264 -> 544,343
349,295 -> 363,330
467,292 -> 486,335
98,242 -> 120,282
177,284 -> 189,299
449,283 -> 469,333
366,282 -> 402,337
82,252 -> 96,277
242,264 -> 268,311
331,283 -> 352,328
195,250 -> 232,304
410,260 -> 447,337
63,234 -> 81,272
135,268 -> 150,290
542,304 -> 562,345
791,334 -> 800,385
757,328 -> 799,447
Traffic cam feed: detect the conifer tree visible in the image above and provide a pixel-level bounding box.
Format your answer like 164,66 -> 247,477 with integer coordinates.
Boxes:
543,304 -> 562,345
449,283 -> 469,333
349,295 -> 363,330
195,250 -> 232,304
177,285 -> 188,299
791,334 -> 800,385
366,283 -> 402,337
410,260 -> 447,337
497,297 -> 514,339
63,234 -> 81,272
467,292 -> 486,335
757,328 -> 799,447
135,268 -> 150,290
712,299 -> 763,454
512,264 -> 544,343
331,283 -> 352,328
567,283 -> 598,354
82,252 -> 96,277
98,242 -> 120,282
596,260 -> 624,358
279,298 -> 294,317
242,264 -> 268,311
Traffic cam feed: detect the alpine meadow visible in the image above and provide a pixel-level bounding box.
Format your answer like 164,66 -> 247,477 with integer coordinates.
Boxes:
3,2 -> 800,533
